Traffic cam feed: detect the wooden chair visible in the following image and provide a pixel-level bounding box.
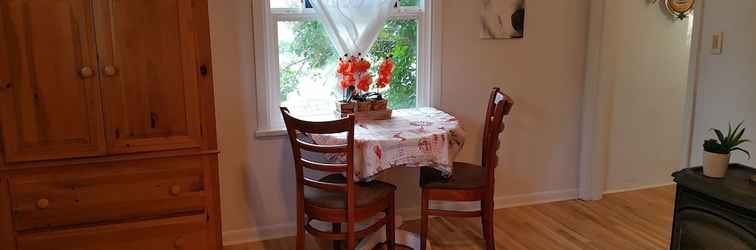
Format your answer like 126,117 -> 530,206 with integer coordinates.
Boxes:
281,107 -> 397,250
418,88 -> 514,250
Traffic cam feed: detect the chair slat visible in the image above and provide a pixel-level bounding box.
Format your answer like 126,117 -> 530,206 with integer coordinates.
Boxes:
296,138 -> 348,154
303,177 -> 347,192
426,209 -> 482,218
300,158 -> 347,173
292,118 -> 354,134
304,216 -> 388,240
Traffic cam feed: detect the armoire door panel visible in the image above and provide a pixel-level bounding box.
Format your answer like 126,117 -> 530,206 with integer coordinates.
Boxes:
0,0 -> 106,162
95,0 -> 202,154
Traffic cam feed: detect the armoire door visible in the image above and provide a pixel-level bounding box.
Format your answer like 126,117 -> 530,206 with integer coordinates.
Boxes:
94,0 -> 203,154
0,0 -> 106,162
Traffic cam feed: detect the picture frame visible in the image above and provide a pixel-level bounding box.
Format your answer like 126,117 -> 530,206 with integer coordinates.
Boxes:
480,0 -> 525,39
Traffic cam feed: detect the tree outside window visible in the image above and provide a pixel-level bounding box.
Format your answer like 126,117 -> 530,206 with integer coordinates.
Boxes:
277,0 -> 419,114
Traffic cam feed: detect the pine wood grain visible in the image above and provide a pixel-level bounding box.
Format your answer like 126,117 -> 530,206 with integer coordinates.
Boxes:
0,0 -> 221,249
16,214 -> 208,250
94,0 -> 203,154
8,156 -> 207,231
0,0 -> 107,162
0,176 -> 16,249
225,185 -> 675,250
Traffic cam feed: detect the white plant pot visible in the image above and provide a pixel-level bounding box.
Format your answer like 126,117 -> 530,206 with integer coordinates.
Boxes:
702,151 -> 730,178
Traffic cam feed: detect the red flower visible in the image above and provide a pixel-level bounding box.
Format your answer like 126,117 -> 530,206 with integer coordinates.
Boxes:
345,59 -> 356,75
339,74 -> 355,89
376,58 -> 394,88
337,60 -> 349,75
356,74 -> 373,92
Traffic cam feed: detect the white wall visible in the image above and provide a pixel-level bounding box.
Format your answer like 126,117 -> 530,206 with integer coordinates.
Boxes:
209,0 -> 589,245
599,1 -> 693,191
690,0 -> 756,167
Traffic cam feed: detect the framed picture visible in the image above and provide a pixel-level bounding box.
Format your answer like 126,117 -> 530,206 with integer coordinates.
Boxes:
480,0 -> 525,39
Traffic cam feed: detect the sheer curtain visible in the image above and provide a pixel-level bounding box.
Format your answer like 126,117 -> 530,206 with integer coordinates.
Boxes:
310,0 -> 398,56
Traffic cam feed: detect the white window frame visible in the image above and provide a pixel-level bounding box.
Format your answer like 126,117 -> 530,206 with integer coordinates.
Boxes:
253,0 -> 442,137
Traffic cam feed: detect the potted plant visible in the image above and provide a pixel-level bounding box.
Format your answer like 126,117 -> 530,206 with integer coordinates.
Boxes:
703,121 -> 751,178
335,54 -> 394,114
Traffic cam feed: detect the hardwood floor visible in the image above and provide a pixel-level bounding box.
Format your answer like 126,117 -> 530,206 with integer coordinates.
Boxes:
225,185 -> 675,250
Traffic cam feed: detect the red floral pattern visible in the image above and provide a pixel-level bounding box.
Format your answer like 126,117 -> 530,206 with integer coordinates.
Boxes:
310,108 -> 465,180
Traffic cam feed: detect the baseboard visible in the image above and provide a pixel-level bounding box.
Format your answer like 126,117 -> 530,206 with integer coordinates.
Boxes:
603,182 -> 675,195
222,222 -> 297,246
222,188 -> 578,246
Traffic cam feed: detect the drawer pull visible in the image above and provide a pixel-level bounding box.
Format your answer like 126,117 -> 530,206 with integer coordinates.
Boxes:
79,66 -> 94,79
171,185 -> 182,196
103,65 -> 118,77
174,236 -> 185,249
36,199 -> 50,209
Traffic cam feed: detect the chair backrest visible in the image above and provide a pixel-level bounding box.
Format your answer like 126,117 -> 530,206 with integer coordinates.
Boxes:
481,88 -> 514,182
280,107 -> 357,212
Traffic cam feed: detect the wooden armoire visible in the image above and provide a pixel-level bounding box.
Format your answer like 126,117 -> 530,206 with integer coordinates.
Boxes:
0,0 -> 222,249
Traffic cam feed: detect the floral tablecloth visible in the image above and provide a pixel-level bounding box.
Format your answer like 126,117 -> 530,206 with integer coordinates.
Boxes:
309,107 -> 465,180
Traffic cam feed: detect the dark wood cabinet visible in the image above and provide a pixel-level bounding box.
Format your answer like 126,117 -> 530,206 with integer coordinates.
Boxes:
671,165 -> 756,250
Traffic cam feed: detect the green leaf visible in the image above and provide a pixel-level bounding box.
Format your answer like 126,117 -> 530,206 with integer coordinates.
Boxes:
734,125 -> 746,141
732,147 -> 752,160
712,128 -> 726,144
733,139 -> 751,147
729,121 -> 743,144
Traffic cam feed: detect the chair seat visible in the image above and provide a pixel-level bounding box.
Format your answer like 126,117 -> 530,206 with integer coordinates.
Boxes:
304,174 -> 396,209
420,162 -> 487,189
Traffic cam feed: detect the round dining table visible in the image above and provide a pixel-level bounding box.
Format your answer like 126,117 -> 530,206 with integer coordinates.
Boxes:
308,107 -> 466,250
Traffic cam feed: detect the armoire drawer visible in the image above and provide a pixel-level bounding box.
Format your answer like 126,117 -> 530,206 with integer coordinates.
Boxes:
16,214 -> 208,250
8,156 -> 207,231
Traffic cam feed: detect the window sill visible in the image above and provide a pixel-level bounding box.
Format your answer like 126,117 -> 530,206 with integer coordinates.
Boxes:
255,128 -> 287,138
255,113 -> 338,138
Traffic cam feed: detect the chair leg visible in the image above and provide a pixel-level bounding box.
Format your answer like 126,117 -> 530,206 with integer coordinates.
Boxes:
421,190 -> 429,250
332,223 -> 341,250
297,214 -> 305,250
386,193 -> 396,250
346,223 -> 356,250
481,199 -> 495,250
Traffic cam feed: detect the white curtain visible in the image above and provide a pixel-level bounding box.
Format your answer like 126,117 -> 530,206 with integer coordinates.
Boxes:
310,0 -> 397,56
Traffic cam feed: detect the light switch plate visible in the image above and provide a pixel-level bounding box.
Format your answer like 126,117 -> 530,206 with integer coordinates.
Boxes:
711,32 -> 723,55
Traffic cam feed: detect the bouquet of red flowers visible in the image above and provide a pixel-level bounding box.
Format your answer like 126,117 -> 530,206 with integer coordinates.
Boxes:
337,54 -> 394,103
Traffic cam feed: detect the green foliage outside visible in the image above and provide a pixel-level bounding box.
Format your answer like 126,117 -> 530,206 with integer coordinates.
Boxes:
278,0 -> 419,109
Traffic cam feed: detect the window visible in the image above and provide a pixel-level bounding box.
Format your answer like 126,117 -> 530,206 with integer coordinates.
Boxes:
254,0 -> 441,135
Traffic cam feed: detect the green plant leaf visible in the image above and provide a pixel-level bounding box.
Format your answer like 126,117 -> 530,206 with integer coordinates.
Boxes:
712,128 -> 726,144
732,147 -> 752,159
734,125 -> 745,142
728,122 -> 736,139
734,139 -> 751,147
730,122 -> 743,144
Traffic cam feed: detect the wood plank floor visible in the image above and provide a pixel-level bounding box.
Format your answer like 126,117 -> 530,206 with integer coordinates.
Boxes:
225,185 -> 675,250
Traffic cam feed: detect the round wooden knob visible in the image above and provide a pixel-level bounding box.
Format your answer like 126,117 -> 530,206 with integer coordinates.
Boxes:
170,185 -> 182,196
79,66 -> 94,79
103,65 -> 118,76
174,236 -> 185,248
36,198 -> 49,209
